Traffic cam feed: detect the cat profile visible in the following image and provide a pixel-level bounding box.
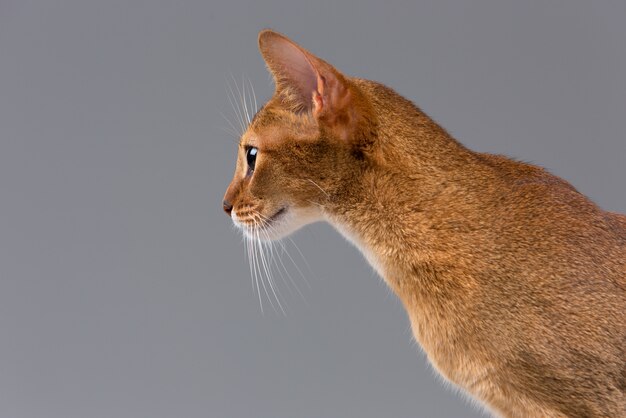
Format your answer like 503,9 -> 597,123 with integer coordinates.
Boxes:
222,30 -> 626,417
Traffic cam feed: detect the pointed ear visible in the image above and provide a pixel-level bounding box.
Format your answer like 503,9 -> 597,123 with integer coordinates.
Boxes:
258,30 -> 351,119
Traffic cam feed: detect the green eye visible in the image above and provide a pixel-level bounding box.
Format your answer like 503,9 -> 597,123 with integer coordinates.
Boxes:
246,147 -> 258,172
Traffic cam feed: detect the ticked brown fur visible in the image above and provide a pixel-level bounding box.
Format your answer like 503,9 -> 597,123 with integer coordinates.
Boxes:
223,30 -> 626,417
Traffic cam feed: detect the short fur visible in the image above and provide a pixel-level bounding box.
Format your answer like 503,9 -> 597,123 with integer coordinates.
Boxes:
223,30 -> 626,417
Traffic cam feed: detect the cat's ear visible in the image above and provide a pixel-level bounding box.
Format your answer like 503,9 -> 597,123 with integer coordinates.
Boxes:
258,30 -> 352,122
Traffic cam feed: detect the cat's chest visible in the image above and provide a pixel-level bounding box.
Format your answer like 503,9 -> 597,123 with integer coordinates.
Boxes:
330,217 -> 493,386
384,264 -> 495,393
404,292 -> 495,397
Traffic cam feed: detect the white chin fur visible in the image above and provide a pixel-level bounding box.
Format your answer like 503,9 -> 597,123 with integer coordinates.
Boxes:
234,206 -> 321,241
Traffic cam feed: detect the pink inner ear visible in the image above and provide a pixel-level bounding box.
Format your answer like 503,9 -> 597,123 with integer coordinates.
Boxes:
268,39 -> 319,107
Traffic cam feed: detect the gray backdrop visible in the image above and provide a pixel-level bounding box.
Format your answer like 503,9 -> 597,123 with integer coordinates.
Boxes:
1,1 -> 624,417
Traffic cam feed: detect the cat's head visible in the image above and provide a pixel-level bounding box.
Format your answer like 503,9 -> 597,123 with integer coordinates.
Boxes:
223,30 -> 377,241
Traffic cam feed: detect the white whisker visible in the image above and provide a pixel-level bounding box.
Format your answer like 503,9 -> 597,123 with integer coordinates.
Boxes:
306,199 -> 325,209
245,75 -> 253,124
254,211 -> 311,297
278,237 -> 312,290
285,236 -> 314,288
247,76 -> 258,116
256,227 -> 285,315
241,74 -> 251,125
225,76 -> 246,133
248,234 -> 261,314
239,208 -> 315,313
261,225 -> 306,303
275,239 -> 308,301
256,225 -> 285,314
219,127 -> 243,142
249,217 -> 280,314
219,111 -> 242,140
249,227 -> 266,314
230,74 -> 250,126
307,179 -> 330,199
245,235 -> 261,310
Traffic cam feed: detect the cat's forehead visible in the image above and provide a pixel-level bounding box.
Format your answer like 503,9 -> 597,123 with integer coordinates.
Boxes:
242,106 -> 317,148
240,125 -> 296,149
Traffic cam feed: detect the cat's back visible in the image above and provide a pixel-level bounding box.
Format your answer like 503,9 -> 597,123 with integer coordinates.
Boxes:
476,151 -> 624,235
607,211 -> 626,240
458,152 -> 626,415
473,151 -> 625,287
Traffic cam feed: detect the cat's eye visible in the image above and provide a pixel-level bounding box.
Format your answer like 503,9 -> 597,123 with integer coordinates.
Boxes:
246,146 -> 258,173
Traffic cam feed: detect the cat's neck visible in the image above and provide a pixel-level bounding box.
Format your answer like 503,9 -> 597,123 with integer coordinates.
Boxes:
324,82 -> 491,293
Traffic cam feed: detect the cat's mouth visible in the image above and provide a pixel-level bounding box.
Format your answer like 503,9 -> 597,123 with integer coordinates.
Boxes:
241,206 -> 289,241
264,206 -> 287,226
232,206 -> 289,237
234,203 -> 321,242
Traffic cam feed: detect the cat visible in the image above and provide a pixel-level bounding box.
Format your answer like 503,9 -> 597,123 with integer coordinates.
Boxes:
222,30 -> 626,417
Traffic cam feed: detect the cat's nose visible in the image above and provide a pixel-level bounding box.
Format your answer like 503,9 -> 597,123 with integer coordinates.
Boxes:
223,200 -> 233,216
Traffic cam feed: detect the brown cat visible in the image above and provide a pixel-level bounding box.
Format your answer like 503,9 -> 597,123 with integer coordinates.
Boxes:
222,30 -> 626,417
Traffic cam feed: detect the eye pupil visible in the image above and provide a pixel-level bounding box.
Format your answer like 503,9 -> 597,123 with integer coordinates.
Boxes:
246,147 -> 257,172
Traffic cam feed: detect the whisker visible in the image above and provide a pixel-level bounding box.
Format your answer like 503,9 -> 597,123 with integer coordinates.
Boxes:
219,111 -> 242,140
307,179 -> 330,199
252,229 -> 276,311
219,126 -> 242,141
278,237 -> 312,290
249,217 -> 282,314
230,73 -> 250,126
275,239 -> 309,300
285,236 -> 314,288
244,234 -> 253,306
252,216 -> 286,308
244,223 -> 262,313
241,209 -> 316,312
246,232 -> 264,313
260,224 -> 307,303
256,227 -> 285,315
247,76 -> 258,115
259,229 -> 288,302
225,76 -> 246,133
243,74 -> 253,125
252,211 -> 312,294
306,199 -> 325,209
240,74 -> 251,125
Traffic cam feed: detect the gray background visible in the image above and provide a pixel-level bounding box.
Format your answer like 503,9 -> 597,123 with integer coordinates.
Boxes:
1,1 -> 624,417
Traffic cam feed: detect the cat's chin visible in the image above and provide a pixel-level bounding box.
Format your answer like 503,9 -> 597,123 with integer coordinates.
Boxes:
235,206 -> 321,242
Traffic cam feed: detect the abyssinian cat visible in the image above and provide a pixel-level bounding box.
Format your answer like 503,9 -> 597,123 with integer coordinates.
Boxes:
222,30 -> 626,417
